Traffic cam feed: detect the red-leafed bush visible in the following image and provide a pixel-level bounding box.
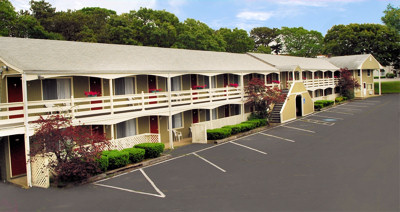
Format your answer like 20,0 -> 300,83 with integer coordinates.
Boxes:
30,115 -> 110,183
338,68 -> 360,99
245,78 -> 286,118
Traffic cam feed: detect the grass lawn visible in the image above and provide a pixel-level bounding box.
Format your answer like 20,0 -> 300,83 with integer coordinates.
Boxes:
374,81 -> 400,94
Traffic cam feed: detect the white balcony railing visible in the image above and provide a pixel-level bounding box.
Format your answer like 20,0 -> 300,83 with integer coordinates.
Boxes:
109,133 -> 161,151
0,87 -> 242,128
302,78 -> 339,89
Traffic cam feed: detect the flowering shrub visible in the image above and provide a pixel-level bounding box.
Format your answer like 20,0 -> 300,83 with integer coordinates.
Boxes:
229,83 -> 239,88
84,91 -> 99,97
30,115 -> 110,183
338,68 -> 360,99
192,85 -> 205,89
272,80 -> 280,84
149,88 -> 162,93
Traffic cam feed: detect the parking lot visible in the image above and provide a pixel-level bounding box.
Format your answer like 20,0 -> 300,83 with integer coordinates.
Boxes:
1,94 -> 399,211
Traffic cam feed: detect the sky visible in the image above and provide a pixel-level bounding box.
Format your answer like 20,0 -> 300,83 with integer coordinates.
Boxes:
9,0 -> 399,34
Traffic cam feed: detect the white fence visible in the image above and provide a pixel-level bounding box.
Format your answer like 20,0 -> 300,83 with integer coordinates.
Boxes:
109,133 -> 161,150
191,113 -> 251,143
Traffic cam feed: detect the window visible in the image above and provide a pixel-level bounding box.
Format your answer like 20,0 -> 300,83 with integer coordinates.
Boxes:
368,84 -> 373,89
172,113 -> 183,129
212,108 -> 217,120
233,75 -> 239,85
116,118 -> 136,139
205,110 -> 210,121
171,76 -> 181,91
357,70 -> 360,76
42,78 -> 71,100
367,70 -> 371,77
211,76 -> 216,88
115,77 -> 135,95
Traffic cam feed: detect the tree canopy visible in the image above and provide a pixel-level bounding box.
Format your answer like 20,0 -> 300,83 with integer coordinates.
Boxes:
324,23 -> 400,67
381,4 -> 400,34
278,27 -> 324,57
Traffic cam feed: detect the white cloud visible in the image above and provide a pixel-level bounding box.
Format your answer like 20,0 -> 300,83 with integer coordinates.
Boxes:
236,11 -> 274,21
275,0 -> 365,7
167,0 -> 187,15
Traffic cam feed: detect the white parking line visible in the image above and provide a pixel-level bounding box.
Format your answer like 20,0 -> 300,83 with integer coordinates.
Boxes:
230,141 -> 268,155
341,104 -> 367,108
192,153 -> 226,173
325,110 -> 354,115
301,119 -> 335,126
282,125 -> 315,133
93,169 -> 166,198
312,115 -> 344,120
259,132 -> 295,142
337,107 -> 361,111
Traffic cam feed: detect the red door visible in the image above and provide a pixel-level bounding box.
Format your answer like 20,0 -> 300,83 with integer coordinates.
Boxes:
148,75 -> 157,104
7,77 -> 24,119
192,109 -> 199,123
224,105 -> 230,118
9,135 -> 26,176
191,74 -> 198,100
90,77 -> 102,110
150,116 -> 158,134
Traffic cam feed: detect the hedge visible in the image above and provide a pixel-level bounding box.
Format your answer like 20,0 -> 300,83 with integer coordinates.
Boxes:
314,100 -> 334,107
122,148 -> 145,164
102,150 -> 129,170
335,96 -> 348,103
134,143 -> 165,159
97,155 -> 109,172
207,128 -> 232,140
207,119 -> 267,140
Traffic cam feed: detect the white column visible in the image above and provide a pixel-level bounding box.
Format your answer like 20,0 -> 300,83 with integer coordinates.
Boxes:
360,69 -> 363,97
210,109 -> 213,129
312,71 -> 315,89
209,75 -> 212,102
378,69 -> 381,95
264,74 -> 267,85
109,79 -> 114,115
240,73 -> 245,120
167,74 -> 174,149
292,71 -> 295,83
22,73 -> 32,187
111,125 -> 114,140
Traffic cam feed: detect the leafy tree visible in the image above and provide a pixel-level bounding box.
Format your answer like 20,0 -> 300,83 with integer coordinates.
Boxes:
78,7 -> 116,43
245,78 -> 286,119
217,28 -> 254,53
29,0 -> 56,31
250,27 -> 279,53
50,10 -> 89,41
12,12 -> 62,39
30,115 -> 110,183
105,13 -> 141,45
0,0 -> 17,36
278,27 -> 324,57
382,4 -> 400,34
338,68 -> 360,99
173,18 -> 226,52
324,23 -> 400,67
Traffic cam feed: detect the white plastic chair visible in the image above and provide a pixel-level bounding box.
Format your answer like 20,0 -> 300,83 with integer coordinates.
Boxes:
172,129 -> 182,142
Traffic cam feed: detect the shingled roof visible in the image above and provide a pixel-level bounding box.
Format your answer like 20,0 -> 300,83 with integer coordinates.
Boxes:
327,54 -> 382,70
0,37 -> 278,75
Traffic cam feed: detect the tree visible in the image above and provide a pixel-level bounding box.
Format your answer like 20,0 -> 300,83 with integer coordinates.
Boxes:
217,28 -> 254,53
105,13 -> 141,45
29,0 -> 56,31
338,68 -> 360,99
250,27 -> 279,53
172,18 -> 226,52
278,27 -> 324,57
30,115 -> 110,183
324,23 -> 400,68
245,78 -> 286,119
12,12 -> 62,39
0,0 -> 17,36
382,4 -> 400,34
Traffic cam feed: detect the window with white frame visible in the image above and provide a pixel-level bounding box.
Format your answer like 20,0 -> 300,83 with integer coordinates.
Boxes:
212,108 -> 217,120
116,118 -> 137,139
357,70 -> 360,76
171,76 -> 181,91
42,78 -> 71,100
172,113 -> 183,128
205,109 -> 210,121
115,77 -> 135,95
211,76 -> 216,88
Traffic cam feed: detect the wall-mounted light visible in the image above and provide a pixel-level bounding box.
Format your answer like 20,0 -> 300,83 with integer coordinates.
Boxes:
1,66 -> 8,72
38,75 -> 44,80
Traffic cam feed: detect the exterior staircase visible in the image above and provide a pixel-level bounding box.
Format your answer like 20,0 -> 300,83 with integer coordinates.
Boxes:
269,89 -> 289,123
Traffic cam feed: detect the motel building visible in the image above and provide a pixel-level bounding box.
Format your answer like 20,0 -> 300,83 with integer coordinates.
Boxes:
0,37 -> 382,188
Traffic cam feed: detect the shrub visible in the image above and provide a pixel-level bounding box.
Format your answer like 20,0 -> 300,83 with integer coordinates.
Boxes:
103,150 -> 129,170
386,73 -> 395,78
97,155 -> 109,172
222,125 -> 242,135
335,96 -> 344,103
314,103 -> 323,110
246,119 -> 267,127
122,148 -> 145,163
247,113 -> 264,120
134,143 -> 165,159
241,121 -> 258,129
207,128 -> 232,140
374,76 -> 386,79
55,157 -> 102,183
314,100 -> 334,107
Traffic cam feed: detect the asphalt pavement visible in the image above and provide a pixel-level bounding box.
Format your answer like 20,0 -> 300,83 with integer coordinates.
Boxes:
0,94 -> 399,212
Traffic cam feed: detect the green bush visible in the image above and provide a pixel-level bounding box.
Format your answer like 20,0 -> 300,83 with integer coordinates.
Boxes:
314,100 -> 334,107
386,73 -> 395,78
134,143 -> 165,159
222,125 -> 242,135
122,148 -> 145,164
102,150 -> 129,170
97,155 -> 109,172
247,112 -> 265,120
207,128 -> 232,140
314,103 -> 323,110
374,76 -> 386,79
246,119 -> 267,127
241,121 -> 258,129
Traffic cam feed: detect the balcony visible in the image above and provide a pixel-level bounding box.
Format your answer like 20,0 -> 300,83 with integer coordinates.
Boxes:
0,87 -> 243,130
302,78 -> 339,89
